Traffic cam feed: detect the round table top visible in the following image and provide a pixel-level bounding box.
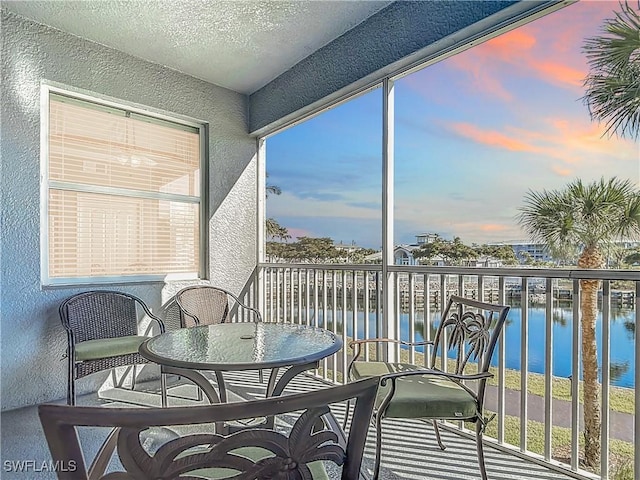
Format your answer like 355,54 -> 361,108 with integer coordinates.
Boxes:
139,322 -> 342,371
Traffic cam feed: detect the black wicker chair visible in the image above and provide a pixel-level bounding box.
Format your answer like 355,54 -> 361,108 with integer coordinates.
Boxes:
347,295 -> 510,480
59,290 -> 165,405
39,376 -> 380,480
175,285 -> 262,327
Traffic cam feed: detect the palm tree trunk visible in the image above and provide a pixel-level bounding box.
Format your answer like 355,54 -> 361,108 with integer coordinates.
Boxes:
578,247 -> 603,467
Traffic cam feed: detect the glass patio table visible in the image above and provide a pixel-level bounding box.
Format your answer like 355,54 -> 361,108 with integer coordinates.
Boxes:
139,322 -> 343,408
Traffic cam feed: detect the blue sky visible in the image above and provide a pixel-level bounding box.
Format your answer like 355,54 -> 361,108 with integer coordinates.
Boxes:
266,1 -> 639,249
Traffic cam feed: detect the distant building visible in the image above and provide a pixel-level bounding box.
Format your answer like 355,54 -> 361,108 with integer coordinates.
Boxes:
488,240 -> 552,264
489,239 -> 640,266
463,256 -> 503,268
415,233 -> 439,245
394,244 -> 447,266
363,234 -> 447,266
616,240 -> 640,249
334,240 -> 366,262
349,236 -> 638,267
363,244 -> 445,265
333,240 -> 363,255
394,245 -> 419,265
363,250 -> 382,263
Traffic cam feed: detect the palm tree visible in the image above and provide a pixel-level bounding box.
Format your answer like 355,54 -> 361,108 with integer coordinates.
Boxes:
266,181 -> 281,197
265,174 -> 288,240
582,1 -> 640,140
517,177 -> 640,467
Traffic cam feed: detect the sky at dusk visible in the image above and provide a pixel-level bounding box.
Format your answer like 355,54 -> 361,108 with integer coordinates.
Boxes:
266,1 -> 640,249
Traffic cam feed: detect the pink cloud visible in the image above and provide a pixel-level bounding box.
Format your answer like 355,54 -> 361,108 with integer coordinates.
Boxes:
447,55 -> 514,101
446,221 -> 522,244
531,61 -> 585,88
545,115 -> 634,158
481,29 -> 537,61
551,165 -> 573,177
446,112 -> 635,170
445,31 -> 536,101
441,2 -> 621,99
285,227 -> 312,241
449,122 -> 535,152
479,224 -> 509,232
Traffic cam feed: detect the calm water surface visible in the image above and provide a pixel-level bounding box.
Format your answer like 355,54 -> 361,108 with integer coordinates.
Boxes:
315,305 -> 637,388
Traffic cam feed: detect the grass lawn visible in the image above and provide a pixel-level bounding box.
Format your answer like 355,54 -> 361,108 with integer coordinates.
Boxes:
390,345 -> 635,414
339,336 -> 636,479
486,366 -> 635,415
325,340 -> 637,479
482,415 -> 634,480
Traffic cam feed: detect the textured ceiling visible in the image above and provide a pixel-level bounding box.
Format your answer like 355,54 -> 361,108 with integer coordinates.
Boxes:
2,0 -> 391,94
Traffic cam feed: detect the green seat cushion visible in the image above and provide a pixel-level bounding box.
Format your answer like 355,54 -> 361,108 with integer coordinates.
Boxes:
351,361 -> 477,420
188,446 -> 330,479
75,335 -> 147,361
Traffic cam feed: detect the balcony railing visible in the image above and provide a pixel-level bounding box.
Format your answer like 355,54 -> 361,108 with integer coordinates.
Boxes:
256,262 -> 639,480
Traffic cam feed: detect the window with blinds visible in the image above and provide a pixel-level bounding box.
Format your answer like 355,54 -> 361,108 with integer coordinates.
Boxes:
43,90 -> 203,284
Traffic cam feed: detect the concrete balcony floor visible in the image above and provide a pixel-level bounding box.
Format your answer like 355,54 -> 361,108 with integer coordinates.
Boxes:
1,370 -> 576,479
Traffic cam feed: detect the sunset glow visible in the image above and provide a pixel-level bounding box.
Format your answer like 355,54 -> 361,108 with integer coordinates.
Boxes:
267,1 -> 639,248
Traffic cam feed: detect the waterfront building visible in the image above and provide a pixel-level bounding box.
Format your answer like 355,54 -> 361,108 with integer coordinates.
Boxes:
488,240 -> 553,264
489,239 -> 640,265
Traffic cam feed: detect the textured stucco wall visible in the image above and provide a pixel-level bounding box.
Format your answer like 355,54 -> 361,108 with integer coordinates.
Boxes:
0,10 -> 257,410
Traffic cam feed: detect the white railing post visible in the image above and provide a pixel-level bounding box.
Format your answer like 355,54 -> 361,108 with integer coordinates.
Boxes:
497,275 -> 506,444
258,263 -> 635,480
601,280 -> 611,480
544,278 -> 553,461
571,279 -> 581,472
520,278 -> 529,452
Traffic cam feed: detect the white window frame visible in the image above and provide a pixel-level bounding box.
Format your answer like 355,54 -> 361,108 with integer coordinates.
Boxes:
40,83 -> 207,286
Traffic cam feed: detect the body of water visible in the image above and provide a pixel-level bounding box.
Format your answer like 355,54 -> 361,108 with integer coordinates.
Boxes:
314,304 -> 637,388
495,305 -> 636,388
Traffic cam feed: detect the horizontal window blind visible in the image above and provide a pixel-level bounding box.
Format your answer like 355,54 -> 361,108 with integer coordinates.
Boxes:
46,92 -> 202,281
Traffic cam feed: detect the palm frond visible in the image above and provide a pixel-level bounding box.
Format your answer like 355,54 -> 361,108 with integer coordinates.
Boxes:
582,1 -> 640,139
516,177 -> 640,256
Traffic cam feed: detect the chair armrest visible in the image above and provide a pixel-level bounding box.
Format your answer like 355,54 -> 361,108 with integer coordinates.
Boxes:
346,338 -> 435,380
238,303 -> 263,323
137,301 -> 165,333
380,369 -> 493,384
348,338 -> 433,348
150,313 -> 165,333
348,338 -> 433,363
225,290 -> 263,323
